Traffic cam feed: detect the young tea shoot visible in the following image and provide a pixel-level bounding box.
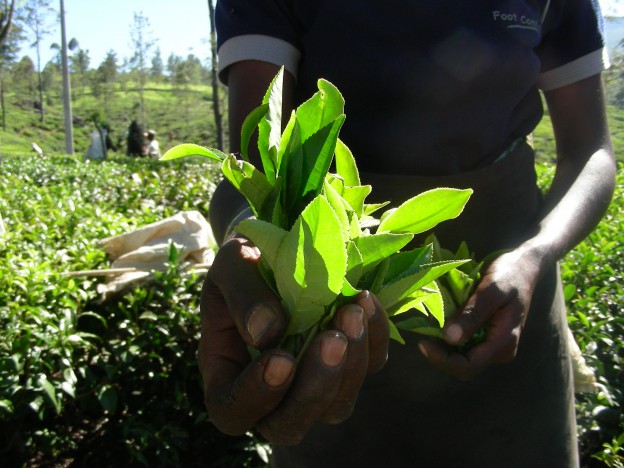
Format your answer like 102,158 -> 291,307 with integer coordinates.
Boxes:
162,67 -> 473,356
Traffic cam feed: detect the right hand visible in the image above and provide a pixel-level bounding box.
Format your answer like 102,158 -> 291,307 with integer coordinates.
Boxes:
198,236 -> 389,446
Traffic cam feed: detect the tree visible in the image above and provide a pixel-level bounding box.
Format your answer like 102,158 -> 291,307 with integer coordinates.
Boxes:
150,47 -> 163,82
12,56 -> 35,99
94,50 -> 118,114
22,0 -> 55,122
0,1 -> 21,130
0,0 -> 16,45
70,48 -> 89,98
207,0 -> 224,150
128,11 -> 156,127
59,0 -> 73,154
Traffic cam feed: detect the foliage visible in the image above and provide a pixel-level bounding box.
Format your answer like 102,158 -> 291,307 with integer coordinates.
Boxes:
0,153 -> 268,466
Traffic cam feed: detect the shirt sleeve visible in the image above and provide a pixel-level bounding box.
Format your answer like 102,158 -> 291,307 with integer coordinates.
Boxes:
536,0 -> 610,91
215,0 -> 302,83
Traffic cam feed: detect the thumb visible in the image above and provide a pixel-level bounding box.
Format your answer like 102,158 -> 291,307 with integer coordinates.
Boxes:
443,293 -> 492,345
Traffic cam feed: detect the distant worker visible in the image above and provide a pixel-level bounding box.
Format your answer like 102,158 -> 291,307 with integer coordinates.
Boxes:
146,129 -> 161,159
85,123 -> 116,160
126,120 -> 147,157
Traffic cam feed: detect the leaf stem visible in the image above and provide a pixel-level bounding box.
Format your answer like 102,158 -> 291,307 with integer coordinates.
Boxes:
294,322 -> 321,364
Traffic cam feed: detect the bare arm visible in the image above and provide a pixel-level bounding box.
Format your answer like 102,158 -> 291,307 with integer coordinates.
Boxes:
526,74 -> 616,267
420,74 -> 616,379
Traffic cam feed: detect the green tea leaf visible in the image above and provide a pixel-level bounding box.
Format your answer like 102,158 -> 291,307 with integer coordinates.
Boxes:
221,155 -> 273,216
240,103 -> 270,164
334,139 -> 360,186
160,143 -> 228,162
323,179 -> 351,242
98,385 -> 118,414
299,116 -> 346,200
258,68 -> 285,181
376,260 -> 469,310
345,241 -> 364,286
363,201 -> 390,216
276,196 -> 347,335
38,374 -> 61,414
353,232 -> 414,274
386,287 -> 437,317
341,185 -> 372,217
384,245 -> 433,284
395,316 -> 445,339
277,110 -> 297,172
236,219 -> 287,271
388,319 -> 406,344
378,188 -> 473,234
421,281 -> 445,326
296,79 -> 345,142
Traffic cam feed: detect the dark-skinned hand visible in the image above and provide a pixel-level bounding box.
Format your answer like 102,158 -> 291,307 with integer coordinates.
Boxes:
198,236 -> 390,446
418,248 -> 540,381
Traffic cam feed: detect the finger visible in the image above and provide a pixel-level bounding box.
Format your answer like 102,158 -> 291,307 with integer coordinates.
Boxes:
418,318 -> 521,380
359,291 -> 389,374
209,237 -> 287,349
204,349 -> 295,436
320,303 -> 368,423
199,274 -> 251,394
417,338 -> 487,381
200,274 -> 293,434
443,281 -> 502,346
257,331 -> 348,446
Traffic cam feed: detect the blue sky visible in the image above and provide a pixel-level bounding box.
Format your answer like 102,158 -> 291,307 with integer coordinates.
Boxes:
20,0 -> 624,70
22,0 -> 212,68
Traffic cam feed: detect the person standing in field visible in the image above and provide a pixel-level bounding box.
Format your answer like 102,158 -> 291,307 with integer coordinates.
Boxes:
126,120 -> 147,157
199,1 -> 617,467
146,130 -> 161,159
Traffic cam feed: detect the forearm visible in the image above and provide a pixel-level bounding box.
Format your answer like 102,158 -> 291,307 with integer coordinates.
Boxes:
519,75 -> 616,273
520,146 -> 615,272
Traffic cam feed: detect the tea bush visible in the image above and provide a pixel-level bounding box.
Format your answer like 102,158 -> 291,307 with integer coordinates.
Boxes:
0,153 -> 621,466
0,154 -> 268,466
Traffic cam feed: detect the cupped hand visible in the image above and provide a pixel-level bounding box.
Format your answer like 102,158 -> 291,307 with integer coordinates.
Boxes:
417,248 -> 541,380
198,236 -> 389,445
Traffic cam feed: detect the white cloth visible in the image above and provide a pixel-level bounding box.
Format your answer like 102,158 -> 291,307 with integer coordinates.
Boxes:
97,211 -> 217,300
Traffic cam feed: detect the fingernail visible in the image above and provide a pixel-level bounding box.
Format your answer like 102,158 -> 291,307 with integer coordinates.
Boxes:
341,305 -> 364,339
357,291 -> 375,319
418,342 -> 429,359
264,354 -> 294,387
247,304 -> 277,344
320,333 -> 347,368
445,324 -> 463,344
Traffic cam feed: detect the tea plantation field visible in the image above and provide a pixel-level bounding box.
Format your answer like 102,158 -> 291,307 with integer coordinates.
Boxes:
0,151 -> 622,465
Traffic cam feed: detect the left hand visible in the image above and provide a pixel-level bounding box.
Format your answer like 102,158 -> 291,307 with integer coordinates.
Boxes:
417,247 -> 541,380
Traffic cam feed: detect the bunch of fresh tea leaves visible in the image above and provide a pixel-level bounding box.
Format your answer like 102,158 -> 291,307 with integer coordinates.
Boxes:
162,68 -> 473,356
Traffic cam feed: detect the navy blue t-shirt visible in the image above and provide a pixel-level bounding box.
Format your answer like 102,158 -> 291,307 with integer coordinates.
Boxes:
215,0 -> 608,175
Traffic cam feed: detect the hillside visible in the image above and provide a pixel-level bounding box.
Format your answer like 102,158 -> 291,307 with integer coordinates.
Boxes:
0,83 -> 225,159
2,73 -> 624,165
